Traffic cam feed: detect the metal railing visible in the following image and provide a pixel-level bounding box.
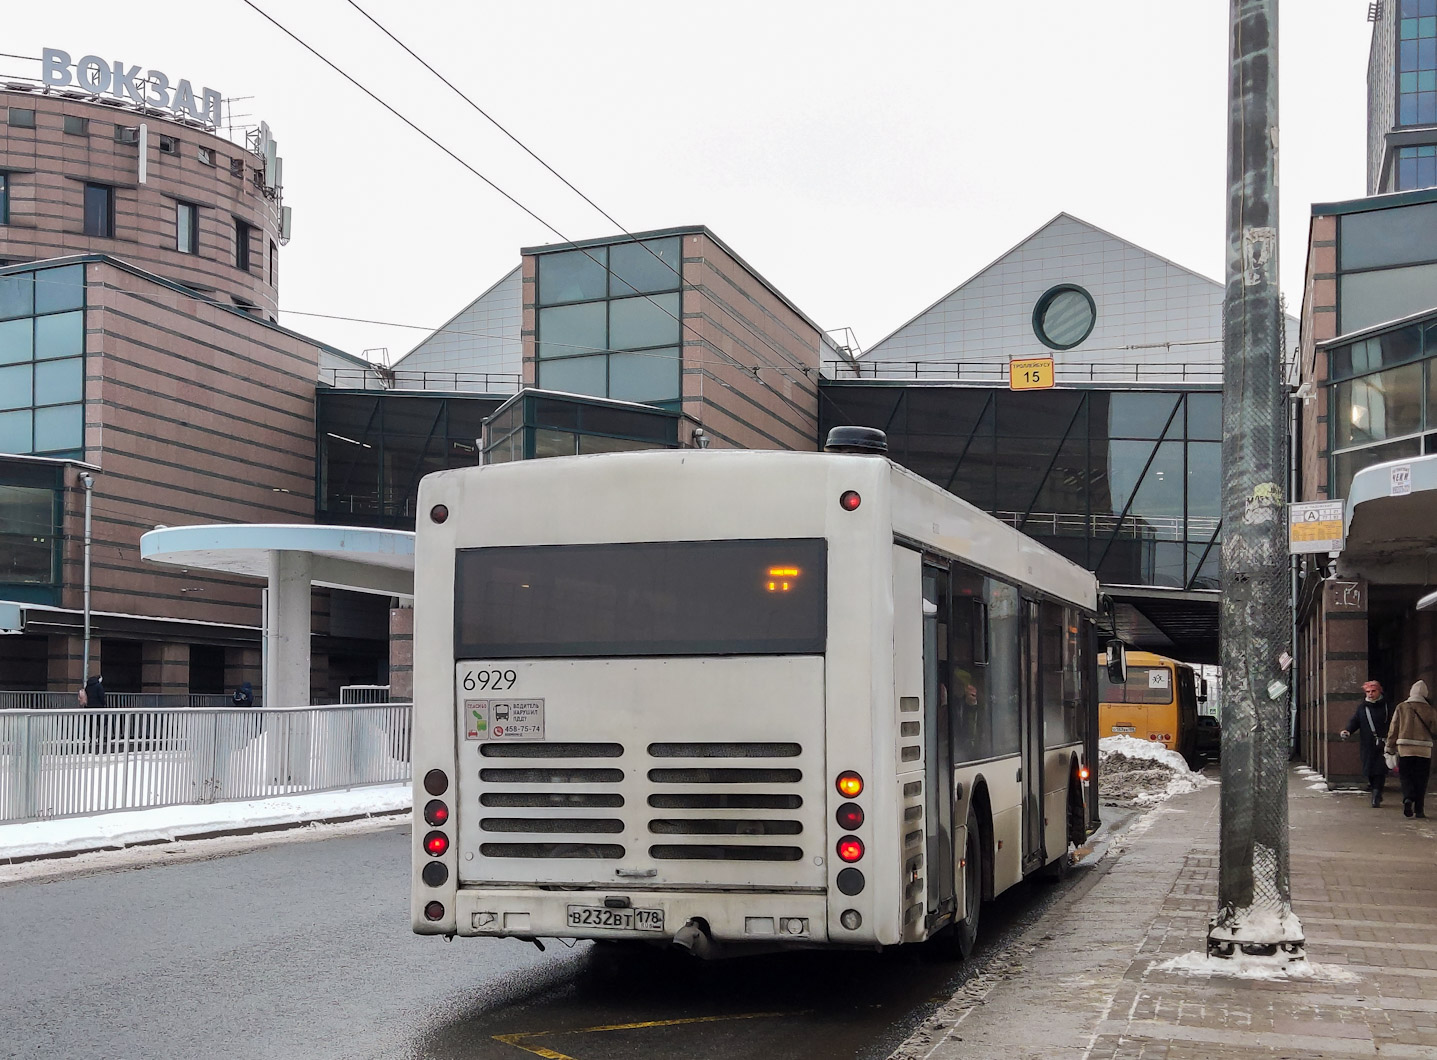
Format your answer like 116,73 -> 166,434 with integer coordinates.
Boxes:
990,511 -> 1221,542
318,366 -> 521,393
0,704 -> 411,824
340,684 -> 406,704
0,692 -> 241,711
823,360 -> 1229,384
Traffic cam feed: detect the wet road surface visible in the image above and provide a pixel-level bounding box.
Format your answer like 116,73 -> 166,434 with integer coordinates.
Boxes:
0,820 -> 1126,1060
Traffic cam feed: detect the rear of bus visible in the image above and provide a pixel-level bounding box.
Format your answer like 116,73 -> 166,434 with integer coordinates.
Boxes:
409,451 -> 895,953
1098,651 -> 1197,759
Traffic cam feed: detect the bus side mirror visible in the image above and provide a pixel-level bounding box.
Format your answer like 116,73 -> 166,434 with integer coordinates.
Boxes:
1198,678 -> 1209,702
1105,640 -> 1127,684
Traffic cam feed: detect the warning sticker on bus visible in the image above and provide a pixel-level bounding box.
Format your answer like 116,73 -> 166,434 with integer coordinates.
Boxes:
465,699 -> 545,740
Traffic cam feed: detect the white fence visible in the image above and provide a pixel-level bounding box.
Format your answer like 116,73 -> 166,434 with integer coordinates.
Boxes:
339,685 -> 399,705
0,704 -> 411,824
0,692 -> 239,710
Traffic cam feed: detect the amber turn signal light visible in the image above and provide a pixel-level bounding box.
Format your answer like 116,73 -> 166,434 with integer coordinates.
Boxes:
836,771 -> 864,798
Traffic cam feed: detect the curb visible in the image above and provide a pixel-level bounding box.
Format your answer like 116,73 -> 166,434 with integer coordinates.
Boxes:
0,807 -> 411,867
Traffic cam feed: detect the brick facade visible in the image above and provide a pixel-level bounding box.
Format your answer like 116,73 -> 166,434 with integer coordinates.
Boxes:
0,90 -> 281,316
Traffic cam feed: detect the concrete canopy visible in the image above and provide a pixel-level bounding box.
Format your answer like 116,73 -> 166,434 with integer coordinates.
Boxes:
1340,455 -> 1437,584
140,524 -> 414,598
139,524 -> 415,708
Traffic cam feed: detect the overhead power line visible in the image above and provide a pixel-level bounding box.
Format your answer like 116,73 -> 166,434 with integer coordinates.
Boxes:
237,0 -> 817,405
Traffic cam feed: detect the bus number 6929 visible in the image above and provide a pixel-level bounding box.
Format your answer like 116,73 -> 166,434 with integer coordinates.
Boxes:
462,669 -> 517,691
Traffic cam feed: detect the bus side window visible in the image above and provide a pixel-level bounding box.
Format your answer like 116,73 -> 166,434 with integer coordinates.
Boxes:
984,578 -> 1022,759
950,573 -> 988,763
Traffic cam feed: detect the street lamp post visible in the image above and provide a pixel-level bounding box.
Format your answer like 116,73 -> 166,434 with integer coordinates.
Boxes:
1208,0 -> 1304,963
79,471 -> 94,681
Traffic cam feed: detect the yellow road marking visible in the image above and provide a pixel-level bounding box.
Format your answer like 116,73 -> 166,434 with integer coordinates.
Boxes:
494,1010 -> 802,1060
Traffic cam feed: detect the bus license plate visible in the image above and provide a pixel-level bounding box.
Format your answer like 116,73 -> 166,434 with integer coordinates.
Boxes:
567,905 -> 664,932
1112,724 -> 1135,733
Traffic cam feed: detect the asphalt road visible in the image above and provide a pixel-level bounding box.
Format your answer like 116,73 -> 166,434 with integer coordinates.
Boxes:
0,819 -> 1128,1060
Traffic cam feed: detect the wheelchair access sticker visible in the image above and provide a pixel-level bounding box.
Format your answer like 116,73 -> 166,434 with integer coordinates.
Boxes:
465,699 -> 545,740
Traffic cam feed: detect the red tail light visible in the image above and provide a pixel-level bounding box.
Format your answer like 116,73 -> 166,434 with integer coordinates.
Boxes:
839,490 -> 861,511
424,901 -> 445,921
835,803 -> 864,830
430,504 -> 449,524
424,800 -> 449,826
424,831 -> 449,857
837,837 -> 865,863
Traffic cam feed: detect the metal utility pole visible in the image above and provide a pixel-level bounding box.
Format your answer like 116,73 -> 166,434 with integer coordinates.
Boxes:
1208,0 -> 1304,962
80,472 -> 94,680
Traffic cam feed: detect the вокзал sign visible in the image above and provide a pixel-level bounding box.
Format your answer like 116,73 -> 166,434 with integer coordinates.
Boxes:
40,47 -> 222,127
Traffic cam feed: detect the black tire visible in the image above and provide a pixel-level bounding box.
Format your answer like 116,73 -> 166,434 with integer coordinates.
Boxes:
1040,781 -> 1082,883
951,806 -> 982,958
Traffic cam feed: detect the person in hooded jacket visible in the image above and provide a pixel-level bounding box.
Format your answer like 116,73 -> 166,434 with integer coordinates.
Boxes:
1384,680 -> 1437,819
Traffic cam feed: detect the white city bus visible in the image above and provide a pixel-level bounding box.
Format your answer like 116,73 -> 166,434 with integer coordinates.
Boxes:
410,446 -> 1100,957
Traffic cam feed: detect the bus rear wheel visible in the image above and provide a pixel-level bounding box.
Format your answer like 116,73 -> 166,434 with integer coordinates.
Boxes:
949,807 -> 983,958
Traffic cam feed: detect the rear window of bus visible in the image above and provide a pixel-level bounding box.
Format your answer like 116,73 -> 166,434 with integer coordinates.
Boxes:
1098,665 -> 1174,705
454,539 -> 827,658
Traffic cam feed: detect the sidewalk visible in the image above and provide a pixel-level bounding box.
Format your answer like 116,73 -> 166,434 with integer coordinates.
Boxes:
0,783 -> 410,863
897,766 -> 1437,1059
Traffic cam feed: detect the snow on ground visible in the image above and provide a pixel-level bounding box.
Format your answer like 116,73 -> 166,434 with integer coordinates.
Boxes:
1155,951 -> 1359,983
0,783 -> 410,861
1099,735 -> 1213,806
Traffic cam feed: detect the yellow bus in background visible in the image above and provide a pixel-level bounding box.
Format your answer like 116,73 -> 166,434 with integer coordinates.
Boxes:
1098,650 -> 1200,764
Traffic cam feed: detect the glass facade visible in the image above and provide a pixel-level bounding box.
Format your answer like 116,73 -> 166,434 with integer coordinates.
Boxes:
1335,199 -> 1437,333
819,385 -> 1222,590
482,390 -> 679,465
0,264 -> 86,458
1326,317 -> 1437,498
534,237 -> 683,409
1398,145 -> 1437,190
316,391 -> 504,527
0,173 -> 8,226
0,460 -> 63,603
1400,0 -> 1437,127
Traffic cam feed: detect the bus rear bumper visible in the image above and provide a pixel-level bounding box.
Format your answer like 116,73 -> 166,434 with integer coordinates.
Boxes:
452,887 -> 832,946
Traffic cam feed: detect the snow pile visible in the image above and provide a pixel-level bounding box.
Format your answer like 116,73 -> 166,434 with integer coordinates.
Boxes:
1156,951 -> 1358,983
1099,735 -> 1213,806
0,782 -> 409,861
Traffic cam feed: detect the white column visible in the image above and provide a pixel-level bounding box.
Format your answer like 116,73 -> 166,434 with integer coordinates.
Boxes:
266,550 -> 312,706
265,550 -> 313,786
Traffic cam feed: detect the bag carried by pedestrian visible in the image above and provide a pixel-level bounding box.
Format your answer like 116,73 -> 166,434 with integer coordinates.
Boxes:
1386,751 -> 1399,771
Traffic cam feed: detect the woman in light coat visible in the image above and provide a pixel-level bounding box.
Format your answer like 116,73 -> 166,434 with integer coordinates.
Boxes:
1384,680 -> 1437,819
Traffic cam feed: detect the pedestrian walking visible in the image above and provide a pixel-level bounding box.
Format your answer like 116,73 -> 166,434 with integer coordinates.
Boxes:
1341,679 -> 1392,806
1384,680 -> 1437,819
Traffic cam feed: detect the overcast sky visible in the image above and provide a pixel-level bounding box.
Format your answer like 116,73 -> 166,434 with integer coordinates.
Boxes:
5,2 -> 1372,363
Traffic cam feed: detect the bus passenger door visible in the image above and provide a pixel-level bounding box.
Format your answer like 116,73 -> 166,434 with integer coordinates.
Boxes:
923,565 -> 955,921
1020,599 -> 1045,873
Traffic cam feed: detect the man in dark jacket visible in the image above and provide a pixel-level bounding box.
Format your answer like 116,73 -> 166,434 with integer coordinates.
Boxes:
1342,679 -> 1391,807
83,673 -> 106,709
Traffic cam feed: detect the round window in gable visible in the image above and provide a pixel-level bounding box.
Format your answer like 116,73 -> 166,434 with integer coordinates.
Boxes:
1032,284 -> 1097,351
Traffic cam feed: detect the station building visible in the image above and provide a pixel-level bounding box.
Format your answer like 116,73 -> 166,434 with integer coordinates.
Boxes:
0,56 -> 387,702
1294,1 -> 1437,785
0,56 -> 1240,702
